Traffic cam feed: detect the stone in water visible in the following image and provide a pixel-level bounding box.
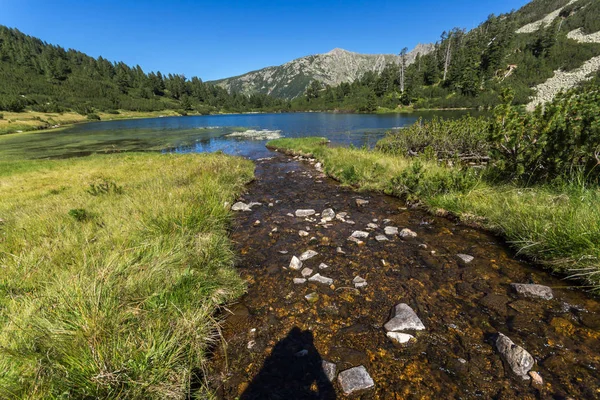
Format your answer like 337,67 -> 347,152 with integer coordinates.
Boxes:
289,256 -> 302,270
338,366 -> 375,395
384,303 -> 426,332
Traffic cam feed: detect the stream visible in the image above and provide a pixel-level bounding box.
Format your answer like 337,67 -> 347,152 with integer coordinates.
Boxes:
207,152 -> 600,399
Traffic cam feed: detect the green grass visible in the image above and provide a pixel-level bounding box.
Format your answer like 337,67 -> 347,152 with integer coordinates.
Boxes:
0,152 -> 254,399
267,137 -> 600,290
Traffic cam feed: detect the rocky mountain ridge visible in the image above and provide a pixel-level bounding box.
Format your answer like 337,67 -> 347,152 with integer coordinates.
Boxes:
210,44 -> 434,99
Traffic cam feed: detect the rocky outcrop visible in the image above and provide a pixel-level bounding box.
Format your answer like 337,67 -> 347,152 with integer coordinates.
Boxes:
516,0 -> 578,34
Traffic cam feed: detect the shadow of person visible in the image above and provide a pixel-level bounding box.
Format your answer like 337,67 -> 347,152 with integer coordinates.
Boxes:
241,327 -> 336,400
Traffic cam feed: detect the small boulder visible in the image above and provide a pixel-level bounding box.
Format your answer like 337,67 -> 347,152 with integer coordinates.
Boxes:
336,247 -> 346,254
353,276 -> 367,288
510,283 -> 553,301
355,199 -> 369,207
289,256 -> 303,270
296,209 -> 316,217
231,202 -> 251,211
319,263 -> 330,270
322,360 -> 337,382
384,226 -> 399,236
321,208 -> 336,221
338,366 -> 375,395
293,278 -> 307,284
386,332 -> 415,344
367,223 -> 379,230
457,254 -> 474,264
351,231 -> 369,239
308,273 -> 333,285
384,303 -> 426,332
300,250 -> 318,261
375,235 -> 389,242
299,230 -> 309,237
399,228 -> 417,238
495,332 -> 534,380
301,268 -> 313,277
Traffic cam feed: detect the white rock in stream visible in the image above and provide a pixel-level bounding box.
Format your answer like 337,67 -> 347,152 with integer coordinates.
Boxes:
295,209 -> 316,217
308,273 -> 333,285
301,268 -> 313,277
289,256 -> 303,270
375,235 -> 389,242
231,202 -> 251,211
384,226 -> 399,236
457,254 -> 474,264
510,283 -> 553,300
384,303 -> 426,332
367,223 -> 379,230
495,333 -> 535,380
299,230 -> 309,237
338,366 -> 375,395
353,276 -> 368,288
319,263 -> 330,270
293,278 -> 307,284
226,129 -> 282,140
322,360 -> 337,382
351,231 -> 369,239
321,208 -> 335,221
387,332 -> 415,344
399,228 -> 418,238
299,250 -> 318,261
355,199 -> 370,207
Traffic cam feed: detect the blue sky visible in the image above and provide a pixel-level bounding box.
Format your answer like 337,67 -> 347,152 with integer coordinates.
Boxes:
0,0 -> 530,81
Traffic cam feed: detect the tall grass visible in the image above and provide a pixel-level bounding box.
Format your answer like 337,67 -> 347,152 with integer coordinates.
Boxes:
267,138 -> 600,290
0,152 -> 254,398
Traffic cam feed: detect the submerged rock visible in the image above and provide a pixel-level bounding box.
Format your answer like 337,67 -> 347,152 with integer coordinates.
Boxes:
299,230 -> 309,237
457,254 -> 475,264
384,226 -> 399,236
355,198 -> 369,207
293,278 -> 307,284
384,303 -> 426,332
305,292 -> 319,303
301,268 -> 313,277
337,247 -> 346,254
353,276 -> 367,288
387,331 -> 415,344
338,365 -> 375,395
367,223 -> 379,230
295,209 -> 316,217
289,256 -> 303,270
399,228 -> 418,238
319,263 -> 330,270
351,231 -> 369,239
321,208 -> 335,221
322,360 -> 337,382
300,250 -> 318,261
375,235 -> 389,242
308,273 -> 333,285
510,283 -> 554,300
231,202 -> 251,211
495,332 -> 535,380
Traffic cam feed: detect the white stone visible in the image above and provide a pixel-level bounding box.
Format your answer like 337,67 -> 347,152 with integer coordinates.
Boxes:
384,303 -> 426,332
322,360 -> 337,382
289,256 -> 302,270
338,366 -> 375,395
308,273 -> 333,285
457,254 -> 474,264
321,208 -> 335,221
299,230 -> 309,237
375,235 -> 389,242
231,202 -> 251,211
367,223 -> 379,230
384,226 -> 399,235
510,283 -> 553,300
495,333 -> 535,380
295,209 -> 316,217
387,332 -> 415,344
301,267 -> 313,277
319,263 -> 330,270
293,278 -> 307,284
299,250 -> 318,261
351,231 -> 369,238
399,228 -> 417,238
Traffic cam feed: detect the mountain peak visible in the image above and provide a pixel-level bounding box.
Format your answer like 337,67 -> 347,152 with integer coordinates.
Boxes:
325,48 -> 351,56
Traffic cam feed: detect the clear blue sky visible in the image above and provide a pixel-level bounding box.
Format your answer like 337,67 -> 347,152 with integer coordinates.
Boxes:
0,0 -> 530,81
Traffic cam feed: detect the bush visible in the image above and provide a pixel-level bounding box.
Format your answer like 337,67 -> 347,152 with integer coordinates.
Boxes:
86,113 -> 101,121
0,113 -> 3,120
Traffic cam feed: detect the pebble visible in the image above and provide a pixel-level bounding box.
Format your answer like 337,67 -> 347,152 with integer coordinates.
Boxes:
301,268 -> 313,277
309,273 -> 334,285
353,276 -> 368,288
355,199 -> 370,207
399,228 -> 418,238
384,303 -> 426,332
319,263 -> 330,270
386,332 -> 415,344
367,223 -> 379,229
321,208 -> 336,221
384,226 -> 399,235
305,292 -> 319,303
293,278 -> 307,284
289,256 -> 303,270
278,250 -> 288,254
253,220 -> 261,227
298,230 -> 309,237
295,209 -> 316,217
337,247 -> 346,254
510,283 -> 554,300
495,332 -> 535,380
299,250 -> 318,261
351,231 -> 369,238
232,202 -> 251,211
287,213 -> 294,217
375,235 -> 389,242
383,219 -> 391,224
457,254 -> 474,264
529,371 -> 544,386
338,366 -> 375,395
348,237 -> 364,245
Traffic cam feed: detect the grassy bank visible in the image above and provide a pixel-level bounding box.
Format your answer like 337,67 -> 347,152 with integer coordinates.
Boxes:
267,137 -> 600,290
0,152 -> 254,398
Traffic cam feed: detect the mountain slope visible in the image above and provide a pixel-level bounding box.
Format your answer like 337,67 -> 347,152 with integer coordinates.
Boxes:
210,44 -> 433,99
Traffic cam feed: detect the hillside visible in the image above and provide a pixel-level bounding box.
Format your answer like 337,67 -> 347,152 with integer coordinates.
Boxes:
210,44 -> 434,99
0,26 -> 289,120
287,0 -> 600,111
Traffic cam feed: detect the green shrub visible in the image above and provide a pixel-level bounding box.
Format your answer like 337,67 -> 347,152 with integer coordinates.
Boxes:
86,113 -> 101,121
